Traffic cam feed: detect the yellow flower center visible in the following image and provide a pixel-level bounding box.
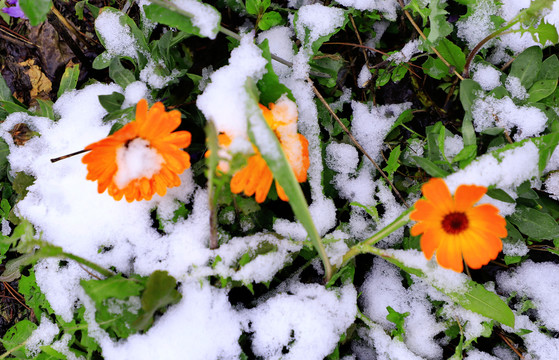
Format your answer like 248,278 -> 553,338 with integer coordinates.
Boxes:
441,212 -> 469,235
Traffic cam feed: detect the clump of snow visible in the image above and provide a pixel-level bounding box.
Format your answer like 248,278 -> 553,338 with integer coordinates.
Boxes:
295,4 -> 345,45
334,0 -> 400,20
498,261 -> 559,332
456,0 -> 499,50
258,27 -> 296,78
444,134 -> 464,160
503,314 -> 559,359
471,94 -> 547,140
123,81 -> 149,108
245,281 -> 357,359
95,9 -> 139,60
213,233 -> 302,283
114,138 -> 164,189
323,230 -> 351,267
357,65 -> 372,88
171,0 -> 220,39
505,75 -> 528,100
326,142 -> 359,174
351,101 -> 411,162
502,238 -> 529,257
544,172 -> 559,200
360,258 -> 445,359
329,87 -> 352,112
26,314 -> 59,356
387,39 -> 421,64
94,282 -> 243,360
139,59 -> 182,90
197,34 -> 268,138
472,63 -> 502,91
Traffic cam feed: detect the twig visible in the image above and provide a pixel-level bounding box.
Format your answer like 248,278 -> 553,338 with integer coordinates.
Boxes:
3,282 -> 31,311
397,0 -> 464,81
348,14 -> 369,67
308,78 -> 410,208
497,330 -> 525,359
51,149 -> 90,163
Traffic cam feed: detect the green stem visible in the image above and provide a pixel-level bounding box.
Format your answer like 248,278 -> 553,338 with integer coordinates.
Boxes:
0,340 -> 27,359
62,252 -> 115,278
338,207 -> 413,269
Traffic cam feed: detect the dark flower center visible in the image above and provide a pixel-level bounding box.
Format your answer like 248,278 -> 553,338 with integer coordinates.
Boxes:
441,212 -> 469,235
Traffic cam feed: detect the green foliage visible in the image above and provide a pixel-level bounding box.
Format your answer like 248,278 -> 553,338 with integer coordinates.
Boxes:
57,64 -> 80,99
386,306 -> 409,341
19,0 -> 52,26
143,2 -> 220,39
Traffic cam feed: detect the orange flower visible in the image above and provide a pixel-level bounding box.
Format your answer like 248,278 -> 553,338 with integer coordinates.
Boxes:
82,99 -> 191,202
225,100 -> 309,203
410,178 -> 507,272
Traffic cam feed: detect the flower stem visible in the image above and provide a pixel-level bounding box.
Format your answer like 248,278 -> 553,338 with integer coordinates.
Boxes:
62,252 -> 116,278
338,207 -> 413,269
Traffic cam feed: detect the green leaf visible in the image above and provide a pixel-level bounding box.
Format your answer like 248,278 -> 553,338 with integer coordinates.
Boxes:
460,79 -> 482,112
486,188 -> 516,203
245,0 -> 260,15
109,58 -> 136,89
257,40 -> 294,105
435,38 -> 465,73
0,138 -> 9,177
412,156 -> 450,177
1,320 -> 37,357
0,101 -> 30,115
509,46 -> 542,89
386,306 -> 409,341
35,99 -> 55,120
524,22 -> 558,46
508,206 -> 559,239
98,92 -> 125,113
19,270 -> 54,319
377,249 -> 515,328
13,172 -> 35,199
427,0 -> 453,45
535,132 -> 559,174
92,52 -> 112,70
81,274 -> 144,306
537,55 -> 559,81
259,11 -> 283,31
422,56 -> 449,80
19,0 -> 52,26
451,144 -> 477,164
383,145 -> 401,180
143,3 -> 220,39
527,79 -> 557,102
132,270 -> 181,331
0,74 -> 12,102
245,78 -> 332,280
57,64 -> 80,99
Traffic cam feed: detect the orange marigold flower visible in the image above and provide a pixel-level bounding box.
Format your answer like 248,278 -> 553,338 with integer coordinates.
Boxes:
410,178 -> 507,272
227,99 -> 310,203
82,99 -> 191,202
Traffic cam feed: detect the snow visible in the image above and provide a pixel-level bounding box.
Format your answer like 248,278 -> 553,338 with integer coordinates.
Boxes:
171,0 -> 220,39
114,138 -> 163,189
472,63 -> 502,91
26,314 -> 59,356
387,39 -> 422,65
357,65 -> 371,88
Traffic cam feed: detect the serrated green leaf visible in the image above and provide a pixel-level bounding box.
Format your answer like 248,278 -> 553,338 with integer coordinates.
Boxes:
525,22 -> 558,45
383,145 -> 401,180
452,144 -> 477,164
508,206 -> 559,239
427,0 -> 453,45
1,319 -> 37,357
509,46 -> 542,89
19,0 -> 52,26
81,274 -> 144,306
19,270 -> 54,319
132,270 -> 181,331
527,79 -> 557,102
57,64 -> 80,99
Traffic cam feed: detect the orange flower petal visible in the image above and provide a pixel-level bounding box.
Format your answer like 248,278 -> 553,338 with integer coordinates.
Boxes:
454,184 -> 487,212
420,229 -> 441,259
82,99 -> 191,202
255,167 -> 274,203
436,234 -> 463,272
421,178 -> 454,212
